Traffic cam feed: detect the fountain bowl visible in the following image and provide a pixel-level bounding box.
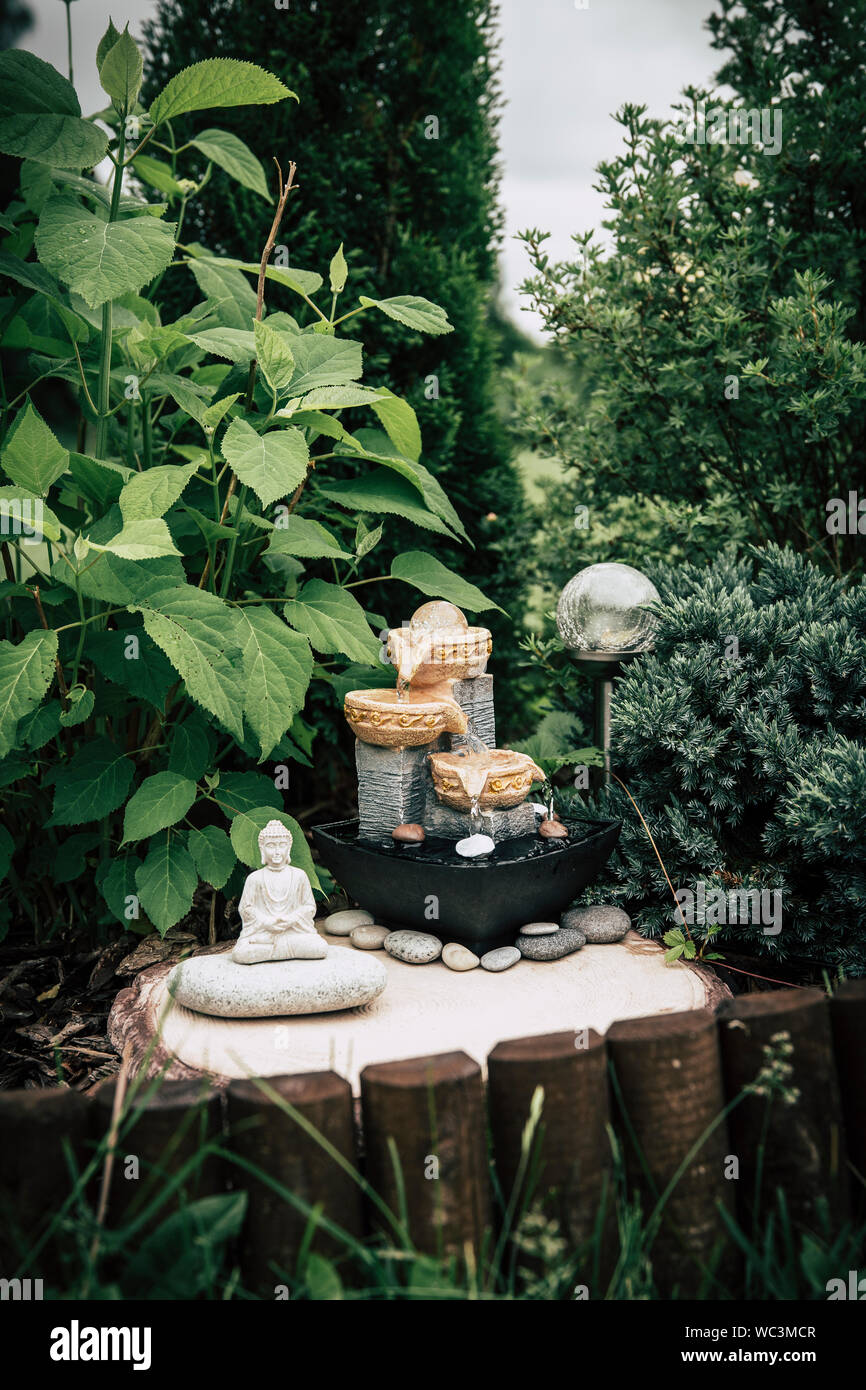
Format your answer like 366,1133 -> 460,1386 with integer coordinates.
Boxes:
312,817 -> 622,949
344,688 -> 468,748
387,623 -> 492,687
428,748 -> 545,811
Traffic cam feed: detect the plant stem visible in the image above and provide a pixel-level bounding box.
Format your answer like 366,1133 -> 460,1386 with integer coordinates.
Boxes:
63,0 -> 73,83
94,121 -> 127,458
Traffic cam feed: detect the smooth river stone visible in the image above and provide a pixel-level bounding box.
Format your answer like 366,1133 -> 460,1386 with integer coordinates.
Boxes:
384,930 -> 443,964
442,942 -> 480,972
324,908 -> 374,936
481,946 -> 521,972
518,921 -> 559,937
168,950 -> 387,1018
350,924 -> 390,950
455,834 -> 495,858
538,818 -> 569,839
518,928 -> 585,962
392,822 -> 425,843
561,905 -> 631,944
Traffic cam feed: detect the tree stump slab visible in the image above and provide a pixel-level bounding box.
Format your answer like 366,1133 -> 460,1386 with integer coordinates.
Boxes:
108,928 -> 728,1094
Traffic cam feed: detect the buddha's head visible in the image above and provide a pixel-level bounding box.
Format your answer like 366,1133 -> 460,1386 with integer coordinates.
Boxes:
259,819 -> 293,868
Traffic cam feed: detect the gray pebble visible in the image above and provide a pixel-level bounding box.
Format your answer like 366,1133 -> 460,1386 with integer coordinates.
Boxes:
518,921 -> 559,937
384,930 -> 442,964
350,924 -> 390,950
518,928 -> 586,961
481,946 -> 521,972
325,908 -> 374,936
561,905 -> 630,944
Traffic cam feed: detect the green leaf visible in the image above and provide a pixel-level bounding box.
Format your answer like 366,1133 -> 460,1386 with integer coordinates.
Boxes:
284,336 -> 363,398
0,50 -> 79,117
370,389 -> 421,462
267,515 -> 352,561
53,831 -> 101,885
68,453 -> 130,508
87,628 -> 176,710
0,824 -> 14,887
18,699 -> 62,749
96,20 -> 123,74
36,197 -> 176,310
328,244 -> 348,295
131,584 -> 246,740
292,385 -> 381,411
135,833 -> 197,936
236,606 -> 314,761
186,258 -> 256,331
0,488 -> 62,543
190,128 -> 271,200
188,327 -> 256,363
99,852 -> 142,926
119,462 -> 198,522
212,770 -> 282,818
254,318 -> 295,394
123,771 -> 197,844
89,517 -> 181,561
150,59 -> 295,127
358,294 -> 453,335
49,736 -> 135,826
0,630 -> 57,758
132,154 -> 186,198
342,429 -> 469,542
59,685 -> 94,728
317,469 -> 458,538
305,1253 -> 343,1301
168,715 -> 211,781
214,257 -> 323,299
229,806 -> 321,892
390,551 -> 504,614
99,28 -> 143,110
187,824 -> 235,890
284,580 -> 380,664
0,51 -> 107,168
202,393 -> 240,431
1,402 -> 68,495
222,417 -> 308,509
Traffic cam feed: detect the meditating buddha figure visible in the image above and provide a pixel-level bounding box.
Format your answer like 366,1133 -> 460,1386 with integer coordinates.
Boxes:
232,820 -> 328,964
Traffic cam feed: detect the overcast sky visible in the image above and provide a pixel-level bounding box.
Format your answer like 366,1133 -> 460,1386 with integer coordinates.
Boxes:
18,0 -> 722,335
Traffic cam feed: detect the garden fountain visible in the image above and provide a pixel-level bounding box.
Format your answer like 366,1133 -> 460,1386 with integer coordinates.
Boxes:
312,600 -> 622,948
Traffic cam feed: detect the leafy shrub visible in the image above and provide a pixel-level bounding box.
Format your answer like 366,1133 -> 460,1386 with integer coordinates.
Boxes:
0,27 -> 498,941
567,546 -> 866,975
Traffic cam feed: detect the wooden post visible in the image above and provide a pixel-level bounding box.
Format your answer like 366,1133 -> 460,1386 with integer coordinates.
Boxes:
90,1075 -> 223,1232
487,1029 -> 615,1281
0,1087 -> 90,1284
829,979 -> 866,1213
717,988 -> 848,1229
606,1008 -> 735,1296
360,1050 -> 489,1258
226,1071 -> 362,1293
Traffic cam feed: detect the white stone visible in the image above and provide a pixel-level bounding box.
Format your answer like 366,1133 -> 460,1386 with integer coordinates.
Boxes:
351,924 -> 390,950
324,908 -> 375,936
531,802 -> 548,816
168,949 -> 386,1018
481,946 -> 521,972
518,921 -> 560,937
384,930 -> 442,964
442,942 -> 480,971
455,834 -> 495,858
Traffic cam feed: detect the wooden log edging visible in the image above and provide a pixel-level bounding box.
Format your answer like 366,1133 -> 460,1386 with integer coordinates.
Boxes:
1,984 -> 864,1293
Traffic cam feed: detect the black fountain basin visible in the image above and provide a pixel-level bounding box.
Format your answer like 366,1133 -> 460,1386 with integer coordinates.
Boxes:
312,816 -> 622,951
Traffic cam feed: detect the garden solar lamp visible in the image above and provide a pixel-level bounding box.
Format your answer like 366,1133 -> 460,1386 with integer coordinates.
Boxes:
556,562 -> 660,790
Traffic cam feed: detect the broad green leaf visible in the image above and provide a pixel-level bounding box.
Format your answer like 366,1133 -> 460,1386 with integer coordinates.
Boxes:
119,462 -> 198,522
68,453 -> 131,508
188,327 -> 255,363
292,385 -> 380,411
59,685 -> 95,727
87,628 -> 176,709
18,699 -> 62,749
150,59 -> 295,126
0,51 -> 107,168
90,517 -> 181,560
391,551 -> 504,614
0,252 -> 91,344
186,258 -> 256,330
254,318 -> 295,394
1,401 -> 68,494
344,429 -> 469,542
135,833 -> 197,936
99,852 -> 142,926
317,469 -> 459,538
268,515 -> 351,561
96,20 -> 122,74
0,824 -> 14,886
99,28 -> 143,110
36,197 -> 176,309
214,257 -> 323,298
132,154 -> 186,198
0,488 -> 62,543
123,771 -> 197,843
203,392 -> 240,430
284,336 -> 363,398
0,630 -> 57,758
168,715 -> 211,781
285,411 -> 352,445
190,128 -> 270,199
53,831 -> 101,884
187,825 -> 235,890
212,770 -> 282,818
222,417 -> 308,509
229,805 -> 321,892
370,389 -> 421,462
284,580 -> 380,664
236,606 -> 314,760
49,736 -> 135,826
329,243 -> 348,295
0,50 -> 79,117
358,295 -> 452,335
131,584 -> 246,740
149,373 -> 212,426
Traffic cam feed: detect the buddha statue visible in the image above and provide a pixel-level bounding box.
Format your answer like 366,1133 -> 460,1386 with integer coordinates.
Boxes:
232,820 -> 328,964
